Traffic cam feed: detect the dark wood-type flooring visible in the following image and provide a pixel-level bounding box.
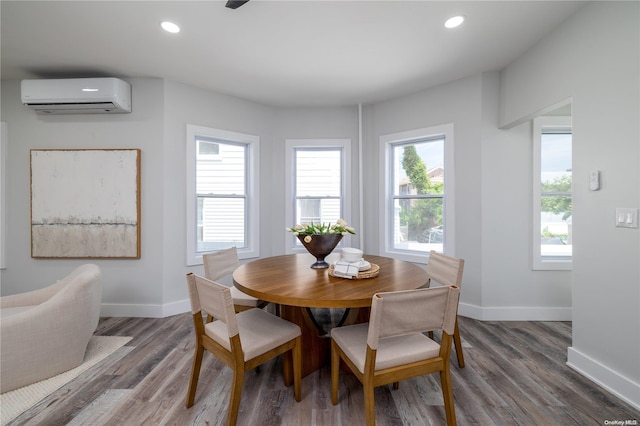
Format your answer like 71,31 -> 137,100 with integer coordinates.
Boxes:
9,311 -> 640,425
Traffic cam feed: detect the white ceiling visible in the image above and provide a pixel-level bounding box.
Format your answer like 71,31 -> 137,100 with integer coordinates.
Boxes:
1,1 -> 585,108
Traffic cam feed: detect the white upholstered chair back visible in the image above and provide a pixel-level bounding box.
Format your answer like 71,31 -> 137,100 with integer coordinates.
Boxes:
424,250 -> 467,369
366,286 -> 460,351
202,247 -> 264,312
203,247 -> 239,282
186,273 -> 239,339
425,250 -> 464,287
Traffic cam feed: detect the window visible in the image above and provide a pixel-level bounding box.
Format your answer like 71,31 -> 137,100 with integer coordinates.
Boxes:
186,124 -> 259,265
533,116 -> 572,270
380,124 -> 454,263
285,139 -> 351,252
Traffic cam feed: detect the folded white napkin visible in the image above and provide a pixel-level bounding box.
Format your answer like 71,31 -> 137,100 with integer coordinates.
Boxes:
333,260 -> 361,279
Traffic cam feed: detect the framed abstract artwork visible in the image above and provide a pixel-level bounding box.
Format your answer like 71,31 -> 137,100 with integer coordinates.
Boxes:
30,149 -> 141,259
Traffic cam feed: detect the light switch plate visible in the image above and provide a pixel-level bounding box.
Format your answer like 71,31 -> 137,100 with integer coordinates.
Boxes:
615,208 -> 639,228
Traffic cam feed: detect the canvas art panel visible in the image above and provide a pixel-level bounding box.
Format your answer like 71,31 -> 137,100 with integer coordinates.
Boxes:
31,149 -> 141,258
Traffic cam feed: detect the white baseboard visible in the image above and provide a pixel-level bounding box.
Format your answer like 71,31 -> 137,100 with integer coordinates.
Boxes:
100,299 -> 190,318
457,302 -> 483,319
567,346 -> 640,411
458,302 -> 571,321
162,299 -> 191,317
102,300 -> 571,321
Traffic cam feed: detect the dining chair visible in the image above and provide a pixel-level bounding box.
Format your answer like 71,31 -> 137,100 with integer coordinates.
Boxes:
424,250 -> 466,368
331,285 -> 461,426
203,247 -> 268,313
185,273 -> 302,426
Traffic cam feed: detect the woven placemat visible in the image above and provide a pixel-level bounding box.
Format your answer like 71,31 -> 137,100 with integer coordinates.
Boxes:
328,263 -> 380,280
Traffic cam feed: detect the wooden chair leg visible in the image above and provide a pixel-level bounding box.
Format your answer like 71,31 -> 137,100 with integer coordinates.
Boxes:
453,319 -> 465,368
293,336 -> 302,402
234,305 -> 252,313
392,382 -> 399,390
227,368 -> 245,426
331,340 -> 340,405
440,367 -> 457,426
185,344 -> 204,408
363,382 -> 376,426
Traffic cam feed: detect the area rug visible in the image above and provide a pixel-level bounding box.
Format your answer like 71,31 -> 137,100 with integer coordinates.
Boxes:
0,335 -> 132,425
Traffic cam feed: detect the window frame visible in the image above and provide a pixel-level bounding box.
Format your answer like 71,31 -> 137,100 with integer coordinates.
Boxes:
186,124 -> 260,265
284,139 -> 352,254
379,124 -> 455,264
532,116 -> 572,271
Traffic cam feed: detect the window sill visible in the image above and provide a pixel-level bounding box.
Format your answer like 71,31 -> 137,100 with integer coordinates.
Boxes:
380,249 -> 430,265
532,260 -> 572,271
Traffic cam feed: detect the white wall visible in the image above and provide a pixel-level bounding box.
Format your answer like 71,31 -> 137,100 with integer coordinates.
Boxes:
361,72 -> 574,322
160,80 -> 275,311
0,121 -> 6,273
0,71 -> 565,320
481,73 -> 572,319
271,106 -> 361,252
362,74 -> 484,313
0,78 -> 167,315
0,79 -> 361,317
500,1 -> 639,409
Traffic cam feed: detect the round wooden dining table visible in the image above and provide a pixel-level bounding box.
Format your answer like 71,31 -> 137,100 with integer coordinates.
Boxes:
232,253 -> 428,380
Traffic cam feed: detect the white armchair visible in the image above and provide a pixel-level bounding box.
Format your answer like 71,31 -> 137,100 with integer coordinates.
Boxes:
0,264 -> 102,393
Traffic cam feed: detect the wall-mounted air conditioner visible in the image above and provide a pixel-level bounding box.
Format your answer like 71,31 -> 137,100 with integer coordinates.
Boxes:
21,77 -> 132,114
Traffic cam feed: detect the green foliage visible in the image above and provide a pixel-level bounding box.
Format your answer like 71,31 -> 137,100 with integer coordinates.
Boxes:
541,174 -> 571,192
541,226 -> 568,239
541,175 -> 572,220
402,146 -> 429,194
400,146 -> 443,237
286,219 -> 355,235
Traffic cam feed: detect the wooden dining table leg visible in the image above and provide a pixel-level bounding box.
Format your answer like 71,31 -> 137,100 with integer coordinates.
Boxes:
278,305 -> 374,385
280,305 -> 331,384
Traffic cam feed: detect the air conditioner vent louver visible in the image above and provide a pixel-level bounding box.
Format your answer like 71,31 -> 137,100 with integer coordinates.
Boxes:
21,78 -> 132,114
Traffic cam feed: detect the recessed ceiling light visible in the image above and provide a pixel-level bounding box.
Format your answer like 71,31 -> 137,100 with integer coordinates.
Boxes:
444,15 -> 465,29
161,21 -> 180,34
